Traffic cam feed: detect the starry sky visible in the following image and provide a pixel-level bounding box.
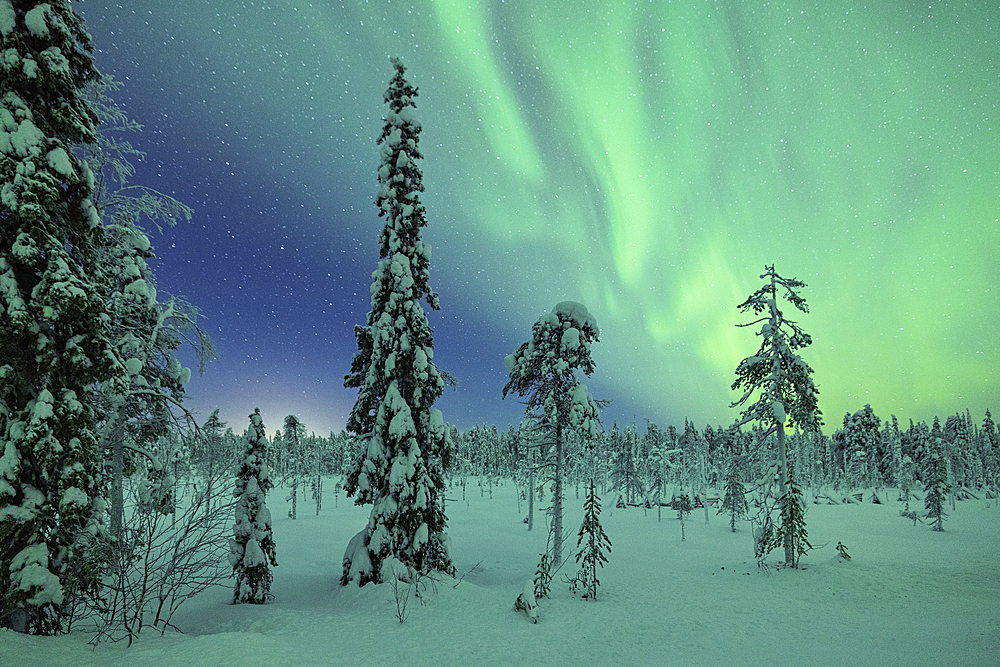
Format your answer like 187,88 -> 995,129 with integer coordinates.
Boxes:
77,1 -> 998,437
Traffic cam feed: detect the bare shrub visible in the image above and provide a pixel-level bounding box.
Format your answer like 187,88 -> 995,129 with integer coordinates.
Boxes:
86,463 -> 234,645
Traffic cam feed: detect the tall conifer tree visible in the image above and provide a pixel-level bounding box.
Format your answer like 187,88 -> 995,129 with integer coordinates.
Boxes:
503,302 -> 602,569
719,458 -> 749,532
283,414 -> 304,520
0,0 -> 114,633
731,265 -> 821,567
342,57 -> 451,585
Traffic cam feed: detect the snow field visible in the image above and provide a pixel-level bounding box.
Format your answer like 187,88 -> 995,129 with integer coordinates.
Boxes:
2,480 -> 998,666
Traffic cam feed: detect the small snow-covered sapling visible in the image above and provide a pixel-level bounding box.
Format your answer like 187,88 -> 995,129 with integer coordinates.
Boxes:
674,493 -> 693,540
836,542 -> 851,561
900,502 -> 922,526
533,552 -> 552,599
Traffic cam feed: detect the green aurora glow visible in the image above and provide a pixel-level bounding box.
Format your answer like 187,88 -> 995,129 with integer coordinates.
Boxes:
85,1 -> 998,431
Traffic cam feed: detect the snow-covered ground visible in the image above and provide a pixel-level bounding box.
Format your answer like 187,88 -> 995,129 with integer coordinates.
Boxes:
3,481 -> 998,666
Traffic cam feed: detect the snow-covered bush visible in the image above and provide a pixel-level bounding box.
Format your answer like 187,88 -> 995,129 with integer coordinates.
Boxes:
514,579 -> 539,623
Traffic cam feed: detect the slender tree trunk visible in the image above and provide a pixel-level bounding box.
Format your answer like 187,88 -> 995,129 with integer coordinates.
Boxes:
701,453 -> 710,524
777,421 -> 793,565
110,405 -> 126,547
315,440 -> 322,515
767,270 -> 795,567
316,476 -> 322,515
553,422 -> 564,569
206,446 -> 214,512
527,452 -> 535,532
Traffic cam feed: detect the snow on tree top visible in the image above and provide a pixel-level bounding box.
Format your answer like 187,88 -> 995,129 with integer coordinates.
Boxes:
30,389 -> 55,422
429,407 -> 444,434
40,45 -> 71,77
554,301 -> 599,338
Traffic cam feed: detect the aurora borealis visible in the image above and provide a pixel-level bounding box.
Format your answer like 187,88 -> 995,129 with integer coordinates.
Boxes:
78,1 -> 998,435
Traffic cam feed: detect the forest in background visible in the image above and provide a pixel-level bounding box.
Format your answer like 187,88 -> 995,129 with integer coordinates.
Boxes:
189,405 -> 999,516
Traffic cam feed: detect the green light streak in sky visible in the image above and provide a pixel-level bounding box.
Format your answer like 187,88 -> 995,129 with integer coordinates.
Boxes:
430,2 -> 545,185
162,0 -> 994,427
412,0 -> 998,426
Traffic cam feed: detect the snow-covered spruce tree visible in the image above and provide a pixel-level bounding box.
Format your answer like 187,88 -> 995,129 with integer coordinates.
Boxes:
309,433 -> 324,516
0,1 -> 117,634
944,413 -> 971,493
610,424 -> 642,506
981,410 -> 998,491
503,302 -> 602,570
923,444 -> 950,532
884,415 -> 903,491
569,479 -> 611,600
230,409 -> 277,603
842,404 -> 881,492
192,410 -> 230,510
719,457 -> 749,532
533,551 -> 552,600
731,265 -> 821,567
282,414 -> 304,520
647,444 -> 666,522
342,57 -> 452,586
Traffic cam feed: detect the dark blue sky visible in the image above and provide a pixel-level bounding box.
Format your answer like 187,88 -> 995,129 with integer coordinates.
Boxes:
78,1 -> 999,436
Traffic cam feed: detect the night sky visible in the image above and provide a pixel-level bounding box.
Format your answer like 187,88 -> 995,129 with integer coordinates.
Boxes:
77,1 -> 998,437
